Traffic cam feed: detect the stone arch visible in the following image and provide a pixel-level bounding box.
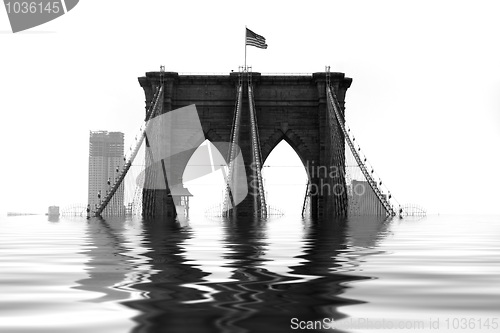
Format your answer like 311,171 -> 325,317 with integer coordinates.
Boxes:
204,128 -> 224,143
261,128 -> 313,171
180,134 -> 227,188
204,129 -> 230,164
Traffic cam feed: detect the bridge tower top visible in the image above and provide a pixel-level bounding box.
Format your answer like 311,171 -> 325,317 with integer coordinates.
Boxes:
138,71 -> 353,117
139,71 -> 352,86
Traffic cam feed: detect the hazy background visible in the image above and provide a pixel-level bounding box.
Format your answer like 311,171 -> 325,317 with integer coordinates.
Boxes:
1,0 -> 499,215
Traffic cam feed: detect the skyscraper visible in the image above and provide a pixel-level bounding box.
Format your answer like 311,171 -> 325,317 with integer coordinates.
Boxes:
88,131 -> 125,215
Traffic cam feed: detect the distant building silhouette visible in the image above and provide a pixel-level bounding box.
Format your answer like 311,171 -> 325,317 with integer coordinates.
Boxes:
348,180 -> 386,215
47,206 -> 60,216
88,131 -> 125,214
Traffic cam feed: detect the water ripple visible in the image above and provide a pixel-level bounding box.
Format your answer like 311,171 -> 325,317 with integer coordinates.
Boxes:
1,214 -> 499,332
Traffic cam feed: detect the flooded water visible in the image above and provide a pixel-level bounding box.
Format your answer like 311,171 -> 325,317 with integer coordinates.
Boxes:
1,214 -> 499,333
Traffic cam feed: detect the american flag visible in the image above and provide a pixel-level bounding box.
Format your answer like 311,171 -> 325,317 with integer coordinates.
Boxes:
246,28 -> 267,49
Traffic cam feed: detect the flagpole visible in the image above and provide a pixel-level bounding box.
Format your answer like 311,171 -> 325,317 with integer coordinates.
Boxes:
244,26 -> 247,72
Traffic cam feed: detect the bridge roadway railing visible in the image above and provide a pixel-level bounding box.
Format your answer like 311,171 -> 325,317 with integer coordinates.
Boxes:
326,84 -> 396,217
177,72 -> 314,76
94,84 -> 164,217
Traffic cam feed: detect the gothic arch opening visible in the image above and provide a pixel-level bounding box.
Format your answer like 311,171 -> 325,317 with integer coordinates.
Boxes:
182,139 -> 228,217
262,140 -> 309,217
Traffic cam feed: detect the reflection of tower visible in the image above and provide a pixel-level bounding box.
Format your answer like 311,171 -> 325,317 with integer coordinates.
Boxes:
123,217 -> 212,333
117,216 -> 394,333
88,131 -> 124,214
283,218 -> 362,327
346,215 -> 392,248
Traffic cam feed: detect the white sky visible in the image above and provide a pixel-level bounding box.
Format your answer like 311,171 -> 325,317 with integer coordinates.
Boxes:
1,0 -> 499,214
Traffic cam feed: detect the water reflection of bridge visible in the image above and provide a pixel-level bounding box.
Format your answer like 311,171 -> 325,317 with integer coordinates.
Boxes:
75,216 -> 392,332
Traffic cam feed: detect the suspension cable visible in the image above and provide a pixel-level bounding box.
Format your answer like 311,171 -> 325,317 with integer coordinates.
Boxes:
222,76 -> 243,215
247,73 -> 267,217
325,80 -> 396,216
94,84 -> 164,217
